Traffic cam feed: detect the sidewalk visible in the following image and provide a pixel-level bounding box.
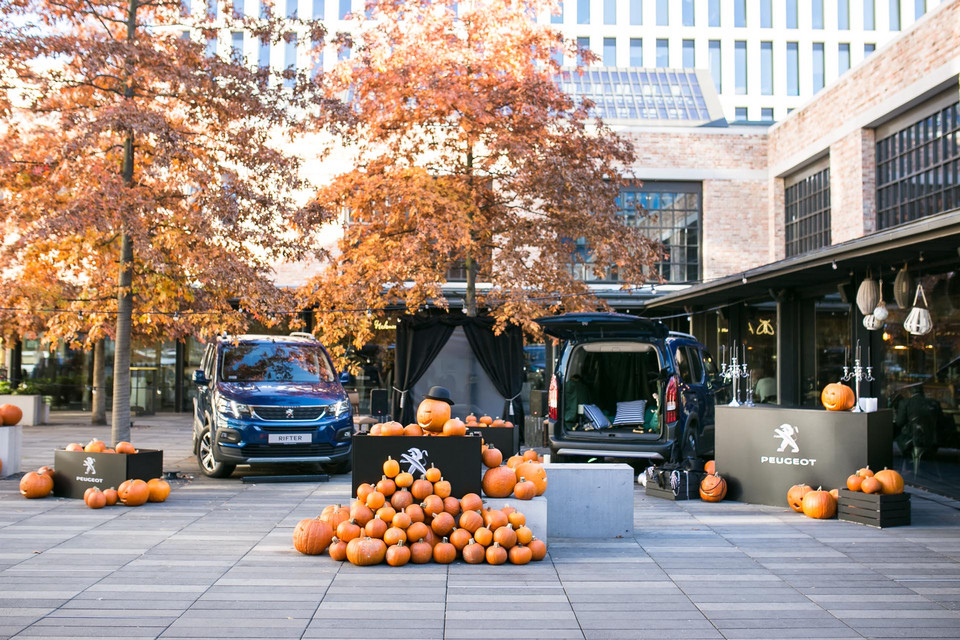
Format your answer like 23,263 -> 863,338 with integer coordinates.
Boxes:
1,417 -> 959,639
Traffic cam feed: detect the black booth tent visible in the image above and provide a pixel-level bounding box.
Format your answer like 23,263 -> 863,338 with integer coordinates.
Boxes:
391,315 -> 526,428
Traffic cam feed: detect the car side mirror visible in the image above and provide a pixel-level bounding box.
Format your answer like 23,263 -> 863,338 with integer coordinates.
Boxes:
192,369 -> 209,385
339,371 -> 352,384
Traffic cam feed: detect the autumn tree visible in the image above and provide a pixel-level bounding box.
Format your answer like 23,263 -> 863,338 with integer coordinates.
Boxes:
0,0 -> 332,442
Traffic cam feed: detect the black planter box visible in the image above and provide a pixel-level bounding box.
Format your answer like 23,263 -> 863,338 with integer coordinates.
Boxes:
352,434 -> 482,497
645,468 -> 706,501
466,426 -> 519,456
838,489 -> 910,528
53,449 -> 163,499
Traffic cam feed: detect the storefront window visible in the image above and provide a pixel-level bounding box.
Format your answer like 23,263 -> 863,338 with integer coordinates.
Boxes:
743,303 -> 777,404
800,294 -> 851,407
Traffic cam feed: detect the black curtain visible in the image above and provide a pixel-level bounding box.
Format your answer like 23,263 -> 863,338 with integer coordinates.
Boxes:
463,319 -> 526,429
392,317 -> 456,424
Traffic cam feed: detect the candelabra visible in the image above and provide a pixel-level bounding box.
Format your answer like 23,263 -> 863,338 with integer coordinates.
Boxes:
841,341 -> 874,412
720,343 -> 752,407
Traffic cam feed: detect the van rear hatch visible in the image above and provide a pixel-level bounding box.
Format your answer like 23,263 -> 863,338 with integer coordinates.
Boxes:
535,312 -> 668,341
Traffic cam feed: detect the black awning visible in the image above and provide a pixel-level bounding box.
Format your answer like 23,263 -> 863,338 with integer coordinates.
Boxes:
644,209 -> 960,311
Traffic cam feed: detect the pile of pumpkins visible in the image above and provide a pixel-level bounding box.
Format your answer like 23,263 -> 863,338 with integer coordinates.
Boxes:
63,438 -> 139,454
699,460 -> 727,502
787,466 -> 903,520
845,465 -> 904,495
293,457 -> 547,566
481,445 -> 547,500
368,392 -> 514,437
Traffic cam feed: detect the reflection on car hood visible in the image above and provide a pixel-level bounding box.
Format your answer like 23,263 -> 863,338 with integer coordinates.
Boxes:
217,381 -> 345,405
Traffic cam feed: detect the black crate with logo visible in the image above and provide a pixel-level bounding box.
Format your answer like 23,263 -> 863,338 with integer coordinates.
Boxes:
838,489 -> 910,528
52,449 -> 164,499
466,426 -> 518,456
645,467 -> 706,501
352,434 -> 482,497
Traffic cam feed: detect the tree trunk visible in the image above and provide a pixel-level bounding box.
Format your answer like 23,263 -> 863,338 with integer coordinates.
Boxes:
464,142 -> 477,317
91,338 -> 106,425
112,0 -> 137,445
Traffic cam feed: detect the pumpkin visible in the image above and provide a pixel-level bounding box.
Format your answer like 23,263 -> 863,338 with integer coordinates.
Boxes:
328,537 -> 348,561
406,521 -> 430,543
508,511 -> 526,528
376,504 -> 397,524
403,423 -> 423,436
508,544 -> 533,565
118,479 -> 131,498
391,511 -> 412,530
103,448 -> 115,454
846,474 -> 863,491
321,503 -> 349,526
433,537 -> 457,564
704,460 -> 716,475
421,494 -> 444,518
491,418 -> 505,428
500,505 -> 516,518
442,418 -> 466,437
37,466 -> 55,479
479,415 -> 493,426
65,443 -> 84,452
514,477 -> 536,500
459,510 -> 483,533
433,478 -> 451,499
394,472 -> 414,489
515,525 -> 533,545
527,537 -> 547,561
829,488 -> 840,500
699,473 -> 727,502
336,519 -> 362,542
450,527 -> 472,552
801,488 -> 837,519
874,468 -> 904,495
460,493 -> 483,512
84,488 -> 106,509
364,515 -> 388,539
411,478 -> 434,500
390,488 -> 414,511
383,456 -> 400,478
431,511 -> 455,536
443,496 -> 461,517
482,446 -> 503,469
349,501 -> 374,526
485,542 -> 507,565
293,517 -> 334,555
416,398 -> 451,433
404,503 -> 425,524
860,475 -> 881,494
857,465 -> 875,478
380,421 -> 404,437
482,465 -> 517,498
506,454 -> 523,468
376,475 -> 397,497
521,449 -> 538,462
147,478 -> 171,502
365,490 -> 385,510
462,538 -> 485,564
120,479 -> 149,506
356,482 -> 375,503
346,537 -> 386,566
103,487 -> 119,506
115,441 -> 136,454
410,539 -> 433,563
473,526 -> 493,546
84,487 -> 98,501
515,462 -> 547,496
483,507 -> 508,530
369,424 -> 382,436
84,439 -> 106,453
385,540 -> 410,566
424,464 -> 442,483
383,526 -> 407,546
0,404 -> 23,425
787,484 -> 813,511
493,525 -> 518,549
821,383 -> 855,411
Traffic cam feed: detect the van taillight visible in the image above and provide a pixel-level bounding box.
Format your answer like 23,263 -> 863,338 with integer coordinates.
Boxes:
548,375 -> 558,421
665,375 -> 678,424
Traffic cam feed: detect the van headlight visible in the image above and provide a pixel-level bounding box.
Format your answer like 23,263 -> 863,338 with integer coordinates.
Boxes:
330,399 -> 350,418
217,397 -> 252,419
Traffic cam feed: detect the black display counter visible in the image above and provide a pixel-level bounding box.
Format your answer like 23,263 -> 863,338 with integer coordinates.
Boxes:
466,426 -> 518,456
53,448 -> 163,499
351,434 -> 482,497
715,406 -> 892,507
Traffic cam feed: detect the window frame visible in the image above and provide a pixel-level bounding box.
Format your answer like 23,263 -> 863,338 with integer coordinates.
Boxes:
785,158 -> 831,257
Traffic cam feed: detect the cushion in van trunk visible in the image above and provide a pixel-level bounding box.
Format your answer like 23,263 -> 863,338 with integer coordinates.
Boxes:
613,399 -> 646,425
581,404 -> 611,430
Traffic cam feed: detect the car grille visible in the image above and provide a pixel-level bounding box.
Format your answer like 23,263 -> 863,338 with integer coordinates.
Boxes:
242,443 -> 335,458
252,405 -> 327,421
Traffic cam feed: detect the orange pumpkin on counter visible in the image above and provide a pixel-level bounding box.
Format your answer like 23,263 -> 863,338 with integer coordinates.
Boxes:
821,383 -> 855,411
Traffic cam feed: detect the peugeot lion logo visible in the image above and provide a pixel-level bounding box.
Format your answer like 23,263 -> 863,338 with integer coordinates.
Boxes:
285,407 -> 294,418
774,423 -> 800,453
400,447 -> 429,476
83,457 -> 97,475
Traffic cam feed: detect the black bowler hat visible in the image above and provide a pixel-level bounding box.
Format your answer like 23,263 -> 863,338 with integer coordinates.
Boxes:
424,386 -> 455,405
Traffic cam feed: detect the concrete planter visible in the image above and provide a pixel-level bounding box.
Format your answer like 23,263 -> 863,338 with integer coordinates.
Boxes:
0,424 -> 22,477
0,395 -> 46,426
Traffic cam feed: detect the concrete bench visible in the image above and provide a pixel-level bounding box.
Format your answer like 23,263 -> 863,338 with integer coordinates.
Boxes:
0,425 -> 22,477
542,462 -> 634,538
485,496 -> 547,543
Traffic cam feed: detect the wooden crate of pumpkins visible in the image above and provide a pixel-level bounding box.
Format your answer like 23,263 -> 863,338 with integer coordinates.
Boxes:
785,465 -> 907,526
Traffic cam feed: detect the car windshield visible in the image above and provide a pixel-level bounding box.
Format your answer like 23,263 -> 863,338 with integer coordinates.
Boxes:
220,343 -> 335,383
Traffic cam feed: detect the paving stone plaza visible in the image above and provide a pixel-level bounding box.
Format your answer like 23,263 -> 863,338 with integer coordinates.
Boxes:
2,417 -> 960,639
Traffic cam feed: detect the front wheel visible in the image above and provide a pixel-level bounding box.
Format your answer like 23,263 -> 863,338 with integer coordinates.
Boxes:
197,427 -> 237,478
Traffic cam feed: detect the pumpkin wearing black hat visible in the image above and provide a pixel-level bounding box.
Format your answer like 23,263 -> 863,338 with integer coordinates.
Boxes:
417,386 -> 454,433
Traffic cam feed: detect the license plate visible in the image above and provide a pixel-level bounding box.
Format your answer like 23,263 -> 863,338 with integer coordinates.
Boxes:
268,433 -> 311,444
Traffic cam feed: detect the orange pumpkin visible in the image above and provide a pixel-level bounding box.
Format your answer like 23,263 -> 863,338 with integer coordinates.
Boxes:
416,398 -> 451,433
514,461 -> 548,496
147,478 -> 171,502
103,487 -> 119,506
821,383 -> 855,411
473,526 -> 493,546
874,468 -> 904,495
508,544 -> 533,565
704,460 -> 716,475
37,466 -> 55,479
336,519 -> 362,542
379,421 -> 404,437
514,477 -> 536,500
376,475 -> 397,498
443,496 -> 461,517
857,465 -> 875,478
433,477 -> 452,499
390,488 -> 414,511
493,525 -> 518,549
346,537 -> 386,566
485,542 -> 507,565
394,471 -> 414,489
508,511 -> 526,528
365,490 -> 385,510
515,525 -> 533,545
409,539 -> 433,564
321,504 -> 351,529
460,493 -> 483,512
84,439 -> 106,453
483,507 -> 508,530
385,540 -> 410,566
787,484 -> 813,512
433,537 -> 456,564
328,537 -> 348,561
522,449 -> 539,462
442,418 -> 466,437
699,473 -> 727,502
65,443 -> 84,452
430,511 -> 455,537
402,423 -> 423,437
829,488 -> 840,500
120,479 -> 149,506
506,454 -> 524,468
846,473 -> 863,491
860,475 -> 882,494
425,464 -> 442,482
459,510 -> 483,533
0,404 -> 23,425
293,517 -> 334,555
383,526 -> 407,546
356,483 -> 375,503
482,446 -> 503,468
801,488 -> 837,519
450,526 -> 472,552
84,488 -> 106,509
462,538 -> 485,564
19,472 -> 53,499
364,515 -> 388,539
411,478 -> 434,501
391,511 -> 412,530
478,415 -> 493,426
482,465 -> 517,498
421,494 -> 444,518
383,456 -> 400,478
115,441 -> 136,454
527,537 -> 547,561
